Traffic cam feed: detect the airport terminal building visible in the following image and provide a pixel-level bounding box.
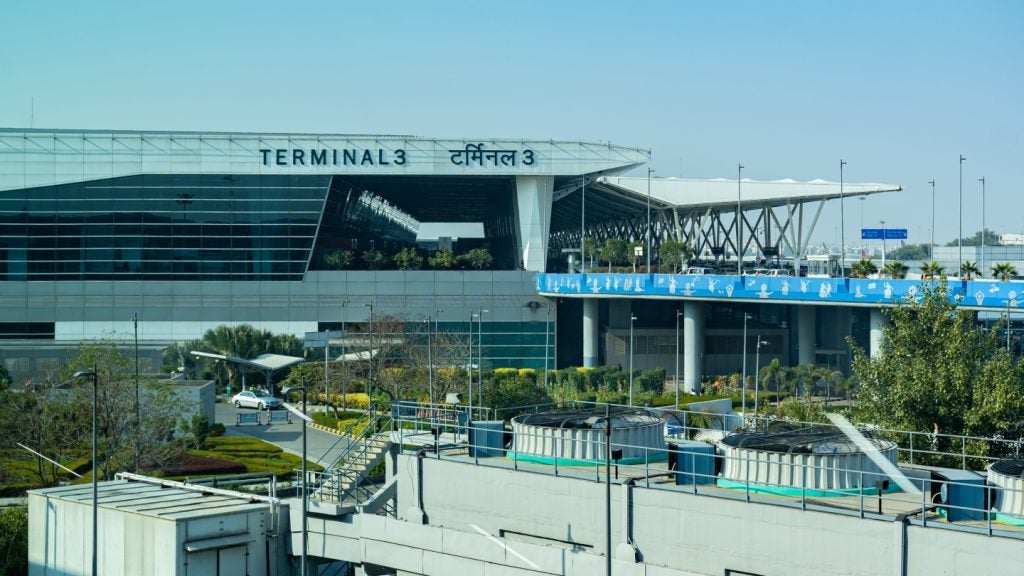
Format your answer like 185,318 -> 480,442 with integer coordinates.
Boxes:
1,128 -> 912,386
0,128 -> 650,381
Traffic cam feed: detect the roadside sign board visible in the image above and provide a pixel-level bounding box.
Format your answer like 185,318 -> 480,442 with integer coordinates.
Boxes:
303,330 -> 346,348
861,228 -> 908,240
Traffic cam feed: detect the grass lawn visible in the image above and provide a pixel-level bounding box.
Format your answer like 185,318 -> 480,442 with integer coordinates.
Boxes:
180,436 -> 322,479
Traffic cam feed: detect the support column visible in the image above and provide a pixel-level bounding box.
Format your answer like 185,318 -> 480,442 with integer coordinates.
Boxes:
583,298 -> 599,367
870,307 -> 888,358
835,306 -> 852,373
682,301 -> 704,394
514,175 -> 554,272
798,305 -> 815,366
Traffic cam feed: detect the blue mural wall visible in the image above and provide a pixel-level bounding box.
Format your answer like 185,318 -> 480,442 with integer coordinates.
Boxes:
537,273 -> 1024,310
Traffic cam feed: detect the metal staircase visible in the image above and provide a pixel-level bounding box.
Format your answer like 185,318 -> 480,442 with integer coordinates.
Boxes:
304,404 -> 393,506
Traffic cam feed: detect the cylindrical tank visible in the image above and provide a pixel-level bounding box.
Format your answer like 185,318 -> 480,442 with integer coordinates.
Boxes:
719,427 -> 897,492
989,458 -> 1024,519
509,408 -> 666,465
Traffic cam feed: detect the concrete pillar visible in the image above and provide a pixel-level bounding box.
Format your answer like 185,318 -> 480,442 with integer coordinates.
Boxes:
870,307 -> 888,358
682,301 -> 704,394
835,306 -> 852,373
798,305 -> 816,366
583,298 -> 599,367
514,175 -> 554,272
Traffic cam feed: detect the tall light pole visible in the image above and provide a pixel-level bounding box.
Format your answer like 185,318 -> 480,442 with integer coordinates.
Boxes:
73,366 -> 99,576
647,168 -> 654,271
468,312 -> 475,413
674,308 -> 682,408
544,305 -> 551,388
840,160 -> 847,276
131,312 -> 139,472
477,309 -> 488,406
880,219 -> 888,269
364,303 -> 373,401
629,313 -> 637,406
425,317 -> 434,407
859,196 -> 866,258
282,384 -> 308,576
980,176 -> 987,276
341,300 -> 349,411
754,339 -> 769,415
928,180 -> 936,260
741,313 -> 751,416
959,155 -> 966,268
737,164 -> 744,275
581,175 -> 586,272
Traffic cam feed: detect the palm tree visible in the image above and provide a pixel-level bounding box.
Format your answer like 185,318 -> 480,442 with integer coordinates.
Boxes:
920,261 -> 945,279
850,259 -> 878,278
959,261 -> 981,280
882,261 -> 909,279
992,262 -> 1018,282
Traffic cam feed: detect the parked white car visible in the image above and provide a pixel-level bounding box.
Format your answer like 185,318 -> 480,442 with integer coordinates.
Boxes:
231,390 -> 282,410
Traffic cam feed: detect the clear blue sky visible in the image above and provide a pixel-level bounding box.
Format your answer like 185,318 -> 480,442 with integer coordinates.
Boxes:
1,0 -> 1020,246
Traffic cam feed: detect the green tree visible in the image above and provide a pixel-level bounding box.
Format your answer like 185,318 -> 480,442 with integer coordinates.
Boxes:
0,364 -> 10,392
197,324 -> 304,394
887,243 -> 931,261
882,261 -> 909,279
458,247 -> 494,270
991,262 -> 1017,281
959,261 -> 980,280
428,249 -> 456,270
600,238 -> 627,272
850,259 -> 878,278
850,280 -> 1024,461
627,241 -> 644,272
658,239 -> 692,273
362,249 -> 388,270
946,229 -> 1001,247
322,249 -> 354,270
583,237 -> 599,270
0,506 -> 28,575
920,261 -> 945,279
63,342 -> 186,478
393,246 -> 423,270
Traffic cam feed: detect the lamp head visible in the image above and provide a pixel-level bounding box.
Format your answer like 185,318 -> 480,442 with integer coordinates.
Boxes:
73,370 -> 95,379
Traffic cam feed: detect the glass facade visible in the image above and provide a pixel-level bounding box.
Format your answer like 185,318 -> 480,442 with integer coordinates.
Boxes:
0,174 -> 329,281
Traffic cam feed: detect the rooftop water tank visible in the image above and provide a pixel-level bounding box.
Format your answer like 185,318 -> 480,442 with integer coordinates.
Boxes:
509,408 -> 666,465
988,458 -> 1024,525
718,425 -> 897,495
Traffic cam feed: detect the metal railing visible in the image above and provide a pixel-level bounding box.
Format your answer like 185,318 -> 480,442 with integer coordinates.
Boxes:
387,403 -> 1024,540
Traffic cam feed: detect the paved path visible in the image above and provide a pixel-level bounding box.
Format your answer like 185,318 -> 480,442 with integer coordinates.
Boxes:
214,402 -> 351,468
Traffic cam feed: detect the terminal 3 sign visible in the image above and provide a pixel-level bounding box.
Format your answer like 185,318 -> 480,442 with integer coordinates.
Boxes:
259,142 -> 536,168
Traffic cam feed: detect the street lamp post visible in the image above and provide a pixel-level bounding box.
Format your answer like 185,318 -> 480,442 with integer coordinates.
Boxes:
477,309 -> 488,406
468,312 -> 475,413
840,160 -> 847,276
581,175 -> 586,272
737,164 -> 744,275
647,168 -> 654,271
674,308 -> 682,407
73,366 -> 99,576
629,313 -> 637,406
980,177 -> 987,275
959,155 -> 966,268
364,303 -> 374,401
425,317 -> 434,407
341,300 -> 349,411
880,219 -> 888,269
282,385 -> 308,576
604,402 -> 612,576
741,313 -> 751,416
754,339 -> 769,416
131,312 -> 139,472
928,180 -> 936,260
544,306 -> 551,388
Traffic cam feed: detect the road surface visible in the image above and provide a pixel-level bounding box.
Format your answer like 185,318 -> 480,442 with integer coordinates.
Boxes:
214,401 -> 351,468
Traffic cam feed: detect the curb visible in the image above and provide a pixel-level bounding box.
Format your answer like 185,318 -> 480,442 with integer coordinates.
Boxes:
308,421 -> 346,437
